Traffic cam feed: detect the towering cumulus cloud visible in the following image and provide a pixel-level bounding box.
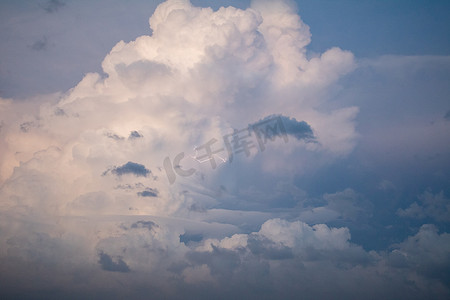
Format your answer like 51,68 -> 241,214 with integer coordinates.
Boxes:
0,0 -> 448,299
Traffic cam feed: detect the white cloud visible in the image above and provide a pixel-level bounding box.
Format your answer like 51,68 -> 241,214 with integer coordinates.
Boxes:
3,0 -> 448,298
0,0 -> 358,219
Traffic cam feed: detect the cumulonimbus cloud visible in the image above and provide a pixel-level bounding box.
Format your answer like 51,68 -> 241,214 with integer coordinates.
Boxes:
1,0 -> 447,298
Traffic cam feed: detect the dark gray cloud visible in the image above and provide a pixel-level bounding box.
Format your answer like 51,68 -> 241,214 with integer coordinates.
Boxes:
31,36 -> 48,51
247,236 -> 295,260
252,114 -> 315,141
137,188 -> 158,197
279,116 -> 315,141
54,107 -> 66,116
41,0 -> 66,13
397,191 -> 450,222
179,233 -> 203,245
115,183 -> 145,190
110,161 -> 150,177
128,130 -> 143,139
106,132 -> 125,141
388,224 -> 450,286
19,121 -> 36,133
323,189 -> 373,222
130,220 -> 158,231
445,110 -> 450,121
98,251 -> 130,272
186,246 -> 241,279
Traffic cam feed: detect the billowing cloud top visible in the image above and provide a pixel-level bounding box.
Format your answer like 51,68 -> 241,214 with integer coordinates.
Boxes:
0,0 -> 449,299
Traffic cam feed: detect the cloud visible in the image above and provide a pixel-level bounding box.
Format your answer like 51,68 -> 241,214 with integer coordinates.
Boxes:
2,0 -> 449,299
388,224 -> 450,286
397,191 -> 450,222
19,121 -> 37,133
40,0 -> 66,13
137,188 -> 159,197
252,114 -> 315,141
130,220 -> 158,230
179,232 -> 203,245
445,110 -> 450,121
31,36 -> 48,51
299,188 -> 373,224
180,219 -> 448,299
98,251 -> 131,272
108,161 -> 151,177
128,130 -> 143,139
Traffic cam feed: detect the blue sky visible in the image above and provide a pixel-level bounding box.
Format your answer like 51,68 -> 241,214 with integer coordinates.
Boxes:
0,0 -> 449,299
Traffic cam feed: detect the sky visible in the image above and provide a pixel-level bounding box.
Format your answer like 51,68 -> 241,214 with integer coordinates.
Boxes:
0,0 -> 449,299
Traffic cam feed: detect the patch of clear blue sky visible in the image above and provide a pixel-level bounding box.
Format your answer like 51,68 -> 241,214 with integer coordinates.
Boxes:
295,0 -> 450,57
